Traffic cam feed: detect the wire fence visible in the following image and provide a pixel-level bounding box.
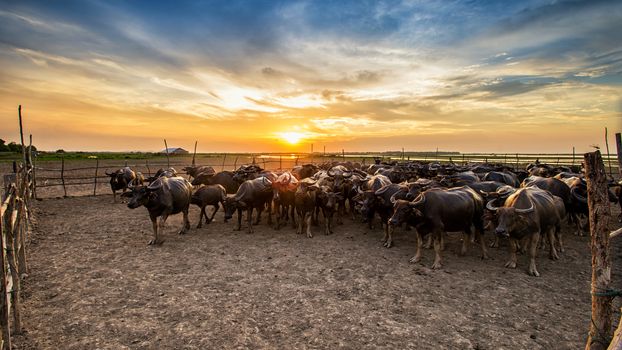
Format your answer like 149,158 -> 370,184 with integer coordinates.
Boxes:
7,152 -> 620,199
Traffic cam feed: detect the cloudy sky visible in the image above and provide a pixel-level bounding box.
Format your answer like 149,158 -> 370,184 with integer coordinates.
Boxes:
0,0 -> 620,153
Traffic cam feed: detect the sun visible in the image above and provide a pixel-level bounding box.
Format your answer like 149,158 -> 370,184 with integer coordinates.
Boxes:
279,131 -> 305,145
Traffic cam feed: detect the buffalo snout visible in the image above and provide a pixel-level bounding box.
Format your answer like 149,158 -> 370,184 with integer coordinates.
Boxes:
495,228 -> 509,237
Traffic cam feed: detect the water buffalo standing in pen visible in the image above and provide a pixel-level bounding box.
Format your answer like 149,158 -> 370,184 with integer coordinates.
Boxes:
388,186 -> 488,269
106,166 -> 138,203
224,177 -> 273,234
191,184 -> 227,228
486,187 -> 565,277
122,176 -> 193,245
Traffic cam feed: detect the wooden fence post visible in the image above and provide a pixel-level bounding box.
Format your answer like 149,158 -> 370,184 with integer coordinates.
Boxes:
146,160 -> 151,177
6,194 -> 22,334
233,156 -> 238,170
164,139 -> 170,168
93,159 -> 99,196
279,155 -> 282,170
192,141 -> 197,166
31,136 -> 37,200
0,188 -> 12,349
584,150 -> 613,350
61,156 -> 67,197
18,106 -> 27,168
605,127 -> 613,178
221,154 -> 227,172
616,133 -> 621,178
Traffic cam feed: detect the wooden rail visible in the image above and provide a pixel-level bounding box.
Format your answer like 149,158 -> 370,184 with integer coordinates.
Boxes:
0,166 -> 32,349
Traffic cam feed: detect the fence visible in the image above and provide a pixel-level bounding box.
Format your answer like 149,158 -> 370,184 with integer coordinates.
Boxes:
11,152 -> 621,199
0,165 -> 32,349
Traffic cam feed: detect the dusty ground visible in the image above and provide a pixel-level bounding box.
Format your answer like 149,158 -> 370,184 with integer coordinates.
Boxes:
11,194 -> 622,349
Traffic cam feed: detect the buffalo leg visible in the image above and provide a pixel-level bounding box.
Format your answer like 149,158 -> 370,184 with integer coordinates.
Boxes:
490,235 -> 500,248
460,231 -> 470,256
475,228 -> 489,260
431,231 -> 443,269
528,232 -> 541,277
291,206 -> 297,229
305,212 -> 313,238
409,231 -> 423,263
547,227 -> 559,260
254,206 -> 262,225
112,190 -> 117,204
505,238 -> 518,269
423,234 -> 432,249
148,217 -> 160,245
179,210 -> 190,235
383,223 -> 392,248
555,225 -> 564,253
296,211 -> 303,235
197,206 -> 206,228
247,208 -> 254,234
266,202 -> 273,226
235,208 -> 242,231
207,204 -> 219,224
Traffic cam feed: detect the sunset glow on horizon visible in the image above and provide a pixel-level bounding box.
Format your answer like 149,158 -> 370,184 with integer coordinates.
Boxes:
0,1 -> 620,153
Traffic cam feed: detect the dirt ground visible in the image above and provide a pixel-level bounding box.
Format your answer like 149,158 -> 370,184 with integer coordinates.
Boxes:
11,194 -> 622,349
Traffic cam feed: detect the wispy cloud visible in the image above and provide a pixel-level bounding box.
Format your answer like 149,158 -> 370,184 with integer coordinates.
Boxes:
0,0 -> 620,152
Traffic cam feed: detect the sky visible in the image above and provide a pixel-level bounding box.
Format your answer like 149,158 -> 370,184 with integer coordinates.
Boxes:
0,0 -> 620,153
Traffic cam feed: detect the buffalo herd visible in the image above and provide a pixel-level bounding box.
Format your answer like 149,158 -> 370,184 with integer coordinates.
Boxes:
108,159 -> 622,277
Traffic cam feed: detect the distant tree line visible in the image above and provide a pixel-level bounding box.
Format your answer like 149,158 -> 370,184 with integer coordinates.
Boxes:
0,139 -> 37,153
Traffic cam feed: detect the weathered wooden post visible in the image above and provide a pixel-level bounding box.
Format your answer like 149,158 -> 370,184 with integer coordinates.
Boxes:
616,133 -> 621,178
93,159 -> 99,196
279,155 -> 282,170
0,188 -> 12,349
605,127 -> 613,178
61,156 -> 67,197
342,149 -> 345,161
18,106 -> 27,168
5,194 -> 22,334
584,150 -> 613,350
221,154 -> 227,172
146,160 -> 151,177
30,135 -> 37,200
192,140 -> 197,166
163,139 -> 170,168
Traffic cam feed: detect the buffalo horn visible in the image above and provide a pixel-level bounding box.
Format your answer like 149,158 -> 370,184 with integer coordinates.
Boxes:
411,193 -> 425,206
571,186 -> 587,204
515,202 -> 534,214
486,199 -> 499,212
390,193 -> 399,204
147,181 -> 163,191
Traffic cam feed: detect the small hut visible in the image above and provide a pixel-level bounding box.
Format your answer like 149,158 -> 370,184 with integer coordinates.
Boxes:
160,147 -> 189,155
